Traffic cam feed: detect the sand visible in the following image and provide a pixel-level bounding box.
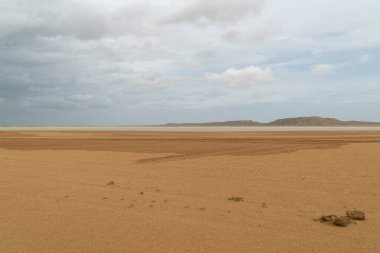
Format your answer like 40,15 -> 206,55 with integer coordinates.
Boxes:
0,131 -> 380,252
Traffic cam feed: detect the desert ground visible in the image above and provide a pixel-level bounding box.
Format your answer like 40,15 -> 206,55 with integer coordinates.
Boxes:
0,130 -> 380,253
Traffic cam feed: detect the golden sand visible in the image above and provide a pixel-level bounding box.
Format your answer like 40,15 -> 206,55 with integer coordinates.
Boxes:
1,131 -> 380,252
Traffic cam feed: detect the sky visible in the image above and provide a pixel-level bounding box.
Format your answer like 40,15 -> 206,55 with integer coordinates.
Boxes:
0,0 -> 379,125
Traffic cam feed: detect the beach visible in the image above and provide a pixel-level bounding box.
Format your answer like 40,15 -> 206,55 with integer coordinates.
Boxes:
1,130 -> 380,252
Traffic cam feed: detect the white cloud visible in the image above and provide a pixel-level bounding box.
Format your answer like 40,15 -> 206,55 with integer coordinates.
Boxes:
162,0 -> 264,25
311,64 -> 336,75
359,54 -> 369,63
205,66 -> 274,87
311,62 -> 351,75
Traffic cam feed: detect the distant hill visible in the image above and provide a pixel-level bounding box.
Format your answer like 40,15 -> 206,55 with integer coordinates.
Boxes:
268,116 -> 380,126
164,116 -> 380,127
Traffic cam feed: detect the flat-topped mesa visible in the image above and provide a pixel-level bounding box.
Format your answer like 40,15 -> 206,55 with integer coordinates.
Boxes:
268,116 -> 345,126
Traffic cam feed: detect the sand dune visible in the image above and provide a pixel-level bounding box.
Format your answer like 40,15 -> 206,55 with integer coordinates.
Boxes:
1,131 -> 380,252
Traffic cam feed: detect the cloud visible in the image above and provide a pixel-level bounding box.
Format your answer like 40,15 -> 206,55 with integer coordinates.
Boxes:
310,62 -> 351,76
162,0 -> 264,25
205,66 -> 274,87
68,94 -> 113,108
0,0 -> 379,125
311,64 -> 336,75
359,54 -> 369,63
0,0 -> 154,41
222,30 -> 240,42
249,22 -> 281,42
222,23 -> 281,44
21,94 -> 113,110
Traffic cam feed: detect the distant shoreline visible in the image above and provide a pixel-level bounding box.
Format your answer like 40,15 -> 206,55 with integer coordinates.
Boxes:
1,126 -> 380,131
2,116 -> 380,130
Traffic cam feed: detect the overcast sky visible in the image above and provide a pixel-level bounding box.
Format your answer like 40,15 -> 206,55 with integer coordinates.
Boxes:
0,0 -> 379,125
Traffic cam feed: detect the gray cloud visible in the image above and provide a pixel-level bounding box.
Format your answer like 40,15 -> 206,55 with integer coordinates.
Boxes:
0,0 -> 379,125
20,94 -> 113,110
162,0 -> 265,25
1,0 -> 154,41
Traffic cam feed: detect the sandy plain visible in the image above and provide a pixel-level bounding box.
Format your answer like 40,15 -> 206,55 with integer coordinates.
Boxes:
0,130 -> 380,253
